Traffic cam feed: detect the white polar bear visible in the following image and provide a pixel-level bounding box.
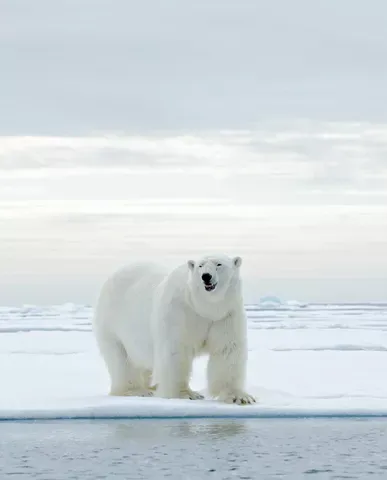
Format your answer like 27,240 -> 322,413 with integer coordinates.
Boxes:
92,254 -> 255,405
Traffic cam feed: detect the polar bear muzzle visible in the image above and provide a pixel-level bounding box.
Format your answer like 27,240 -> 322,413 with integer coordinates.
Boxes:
201,273 -> 217,292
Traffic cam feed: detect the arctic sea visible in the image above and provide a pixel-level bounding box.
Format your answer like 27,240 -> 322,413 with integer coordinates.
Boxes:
2,418 -> 387,479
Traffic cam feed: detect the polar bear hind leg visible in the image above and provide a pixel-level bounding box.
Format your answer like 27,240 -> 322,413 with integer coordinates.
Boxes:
96,333 -> 154,397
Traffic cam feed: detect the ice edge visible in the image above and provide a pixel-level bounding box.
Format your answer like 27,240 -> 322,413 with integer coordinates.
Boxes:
2,408 -> 387,422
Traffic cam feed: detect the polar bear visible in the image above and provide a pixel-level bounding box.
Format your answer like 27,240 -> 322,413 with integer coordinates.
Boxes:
92,254 -> 255,405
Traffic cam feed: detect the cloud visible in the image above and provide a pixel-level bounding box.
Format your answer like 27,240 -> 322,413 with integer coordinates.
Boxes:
1,121 -> 386,211
1,120 -> 387,179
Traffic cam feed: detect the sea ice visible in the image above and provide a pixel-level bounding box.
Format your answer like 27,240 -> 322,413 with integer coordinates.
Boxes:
1,302 -> 387,420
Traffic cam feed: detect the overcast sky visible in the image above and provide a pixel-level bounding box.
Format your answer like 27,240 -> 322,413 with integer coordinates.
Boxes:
1,1 -> 387,304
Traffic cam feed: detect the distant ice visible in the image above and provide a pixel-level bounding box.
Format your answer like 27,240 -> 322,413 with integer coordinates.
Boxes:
273,344 -> 387,352
259,295 -> 283,308
1,302 -> 387,420
254,297 -> 308,310
286,300 -> 308,308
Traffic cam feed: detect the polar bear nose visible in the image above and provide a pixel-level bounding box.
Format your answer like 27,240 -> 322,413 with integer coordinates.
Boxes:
201,273 -> 213,284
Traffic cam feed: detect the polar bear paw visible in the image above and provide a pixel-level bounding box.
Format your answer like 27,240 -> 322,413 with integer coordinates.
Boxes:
180,388 -> 205,400
110,388 -> 154,398
218,390 -> 256,405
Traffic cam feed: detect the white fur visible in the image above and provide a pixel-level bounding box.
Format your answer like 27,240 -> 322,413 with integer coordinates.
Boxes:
92,254 -> 255,405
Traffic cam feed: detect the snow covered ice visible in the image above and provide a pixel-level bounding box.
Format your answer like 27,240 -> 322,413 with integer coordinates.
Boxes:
1,302 -> 387,420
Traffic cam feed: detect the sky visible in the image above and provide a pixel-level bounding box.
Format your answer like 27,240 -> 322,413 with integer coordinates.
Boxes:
0,0 -> 387,304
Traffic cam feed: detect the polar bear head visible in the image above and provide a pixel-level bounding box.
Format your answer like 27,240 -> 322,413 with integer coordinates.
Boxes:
187,254 -> 242,303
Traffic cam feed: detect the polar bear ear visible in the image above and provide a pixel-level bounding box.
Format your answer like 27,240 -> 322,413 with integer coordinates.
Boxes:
233,256 -> 242,268
187,260 -> 195,271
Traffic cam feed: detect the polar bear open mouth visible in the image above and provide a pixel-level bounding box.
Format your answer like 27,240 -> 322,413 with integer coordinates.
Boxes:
204,283 -> 217,292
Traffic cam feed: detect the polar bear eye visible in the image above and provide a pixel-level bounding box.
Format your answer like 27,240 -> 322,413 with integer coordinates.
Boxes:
217,263 -> 222,267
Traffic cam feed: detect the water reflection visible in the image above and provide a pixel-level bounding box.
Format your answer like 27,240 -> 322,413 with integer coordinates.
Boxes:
108,419 -> 248,442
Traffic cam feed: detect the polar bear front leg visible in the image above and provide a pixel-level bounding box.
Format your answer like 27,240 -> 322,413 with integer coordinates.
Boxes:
153,320 -> 202,400
207,313 -> 256,405
155,345 -> 203,400
207,350 -> 256,405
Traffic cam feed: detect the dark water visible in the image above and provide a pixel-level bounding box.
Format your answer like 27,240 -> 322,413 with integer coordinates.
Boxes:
1,419 -> 387,479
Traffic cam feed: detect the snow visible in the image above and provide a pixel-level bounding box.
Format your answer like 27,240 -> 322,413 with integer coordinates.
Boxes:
1,302 -> 387,420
